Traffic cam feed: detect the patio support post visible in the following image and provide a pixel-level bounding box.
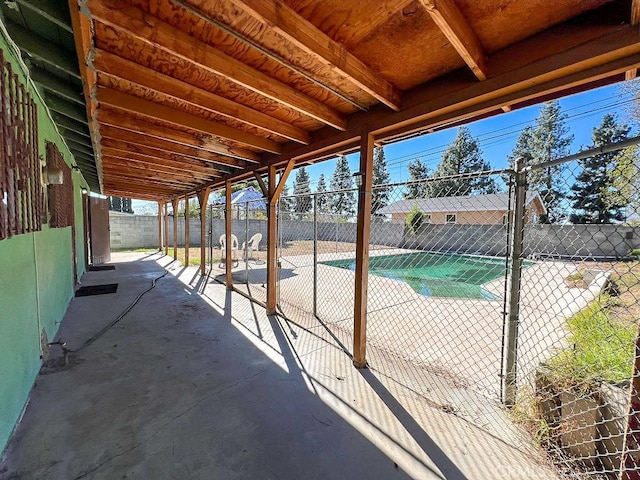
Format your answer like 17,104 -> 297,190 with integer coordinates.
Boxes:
198,187 -> 211,276
313,193 -> 318,317
172,198 -> 179,261
184,195 -> 190,266
266,160 -> 295,314
163,202 -> 169,256
225,180 -> 233,288
353,128 -> 374,368
157,201 -> 162,252
266,165 -> 277,314
620,325 -> 640,480
503,157 -> 527,407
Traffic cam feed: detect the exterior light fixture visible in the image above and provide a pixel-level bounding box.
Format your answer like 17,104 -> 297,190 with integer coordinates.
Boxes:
81,187 -> 88,195
353,171 -> 364,188
42,166 -> 64,185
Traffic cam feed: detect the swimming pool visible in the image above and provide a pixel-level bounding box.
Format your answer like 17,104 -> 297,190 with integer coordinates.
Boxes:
323,252 -> 510,300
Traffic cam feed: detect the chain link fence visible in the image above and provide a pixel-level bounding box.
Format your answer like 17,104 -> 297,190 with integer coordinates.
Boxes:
210,147 -> 639,477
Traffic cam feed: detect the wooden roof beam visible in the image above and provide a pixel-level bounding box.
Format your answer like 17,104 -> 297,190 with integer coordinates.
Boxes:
224,0 -> 401,110
101,167 -> 198,187
92,50 -> 309,144
103,189 -> 162,201
104,177 -> 186,191
4,20 -> 80,79
633,0 -> 640,25
97,105 -> 262,163
99,126 -> 248,171
101,144 -> 224,176
103,156 -> 218,181
87,0 -> 347,130
419,0 -> 488,81
96,87 -> 280,156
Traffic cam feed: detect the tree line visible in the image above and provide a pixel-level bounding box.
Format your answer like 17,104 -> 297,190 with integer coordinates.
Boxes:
283,100 -> 638,224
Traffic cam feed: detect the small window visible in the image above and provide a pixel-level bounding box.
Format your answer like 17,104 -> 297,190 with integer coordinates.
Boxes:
424,214 -> 432,224
445,214 -> 456,224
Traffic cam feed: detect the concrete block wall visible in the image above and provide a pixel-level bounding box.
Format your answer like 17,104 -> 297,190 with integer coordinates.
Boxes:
109,215 -> 639,260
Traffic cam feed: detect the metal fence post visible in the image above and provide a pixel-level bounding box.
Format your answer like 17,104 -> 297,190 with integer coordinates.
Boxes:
504,156 -> 527,407
245,201 -> 249,283
313,194 -> 318,317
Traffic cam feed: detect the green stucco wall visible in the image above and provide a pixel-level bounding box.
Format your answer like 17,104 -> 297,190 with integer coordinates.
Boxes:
0,30 -> 91,453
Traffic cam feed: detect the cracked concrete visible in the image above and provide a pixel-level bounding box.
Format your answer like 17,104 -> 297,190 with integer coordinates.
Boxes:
1,252 -> 558,479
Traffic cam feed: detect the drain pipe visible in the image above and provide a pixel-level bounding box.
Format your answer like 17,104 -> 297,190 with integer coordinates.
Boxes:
503,157 -> 527,407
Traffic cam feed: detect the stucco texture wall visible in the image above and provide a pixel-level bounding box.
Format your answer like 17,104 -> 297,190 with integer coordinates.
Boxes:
0,31 -> 89,453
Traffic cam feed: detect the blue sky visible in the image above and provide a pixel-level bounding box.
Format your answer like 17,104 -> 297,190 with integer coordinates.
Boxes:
132,81 -> 637,213
289,82 -> 637,191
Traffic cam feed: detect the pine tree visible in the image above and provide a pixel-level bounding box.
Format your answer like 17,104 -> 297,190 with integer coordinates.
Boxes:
404,159 -> 429,199
329,155 -> 355,217
508,101 -> 573,223
292,167 -> 312,218
607,145 -> 640,220
279,183 -> 293,217
372,146 -> 391,215
426,127 -> 496,197
316,174 -> 327,212
569,114 -> 630,223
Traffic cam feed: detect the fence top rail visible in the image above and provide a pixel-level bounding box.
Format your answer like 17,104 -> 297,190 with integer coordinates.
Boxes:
525,135 -> 640,172
373,168 -> 513,191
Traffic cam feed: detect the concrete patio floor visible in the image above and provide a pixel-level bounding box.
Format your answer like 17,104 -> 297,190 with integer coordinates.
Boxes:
0,252 -> 558,480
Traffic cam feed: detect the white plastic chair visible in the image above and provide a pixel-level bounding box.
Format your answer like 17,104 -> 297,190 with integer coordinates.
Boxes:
219,234 -> 239,261
242,233 -> 262,261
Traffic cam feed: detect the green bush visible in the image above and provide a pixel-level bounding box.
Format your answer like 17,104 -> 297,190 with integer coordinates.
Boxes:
546,294 -> 636,389
406,204 -> 424,234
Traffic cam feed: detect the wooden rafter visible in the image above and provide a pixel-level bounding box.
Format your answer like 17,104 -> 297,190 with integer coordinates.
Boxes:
102,156 -> 217,180
102,157 -> 217,181
97,108 -> 260,162
87,0 -> 347,130
92,49 -> 309,144
227,0 -> 401,110
633,0 -> 640,25
100,145 -> 223,176
69,0 -> 101,190
101,168 -> 196,188
419,0 -> 488,81
96,88 -> 279,156
99,126 -> 249,171
177,22 -> 640,198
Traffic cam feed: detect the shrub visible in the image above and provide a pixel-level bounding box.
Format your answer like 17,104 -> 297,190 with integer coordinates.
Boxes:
406,204 -> 424,234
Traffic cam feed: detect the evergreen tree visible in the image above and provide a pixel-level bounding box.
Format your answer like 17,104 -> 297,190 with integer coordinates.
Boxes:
372,146 -> 391,215
404,159 -> 429,199
426,127 -> 496,197
292,167 -> 312,218
279,183 -> 293,217
607,145 -> 640,220
329,155 -> 355,217
508,101 -> 573,223
569,114 -> 630,223
316,174 -> 327,212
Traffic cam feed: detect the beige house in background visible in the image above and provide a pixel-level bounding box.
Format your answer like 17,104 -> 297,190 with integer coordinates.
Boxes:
377,192 -> 546,225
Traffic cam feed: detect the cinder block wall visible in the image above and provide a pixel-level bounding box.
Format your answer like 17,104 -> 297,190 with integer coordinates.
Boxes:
109,214 -> 639,260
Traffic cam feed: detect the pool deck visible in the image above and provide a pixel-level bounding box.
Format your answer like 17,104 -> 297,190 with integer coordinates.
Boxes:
222,248 -> 607,407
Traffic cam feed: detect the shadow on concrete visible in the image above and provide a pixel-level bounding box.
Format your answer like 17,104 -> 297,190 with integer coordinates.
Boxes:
3,253 -> 459,479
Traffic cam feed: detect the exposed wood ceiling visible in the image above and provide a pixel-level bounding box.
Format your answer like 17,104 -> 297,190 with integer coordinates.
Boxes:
1,0 -> 100,191
17,0 -> 640,200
